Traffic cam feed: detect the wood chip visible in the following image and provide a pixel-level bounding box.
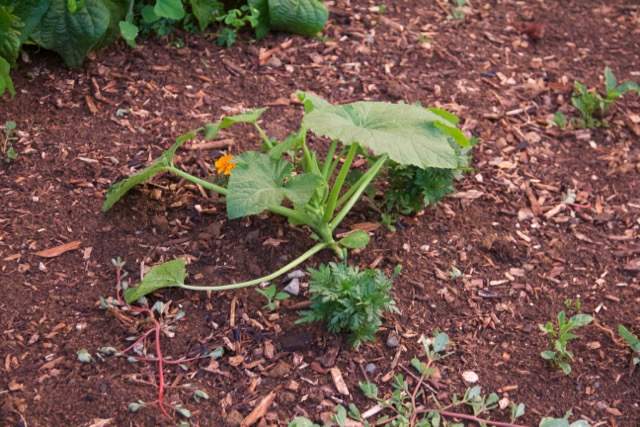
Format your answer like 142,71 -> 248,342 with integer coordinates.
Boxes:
329,367 -> 350,395
241,390 -> 277,427
34,240 -> 82,258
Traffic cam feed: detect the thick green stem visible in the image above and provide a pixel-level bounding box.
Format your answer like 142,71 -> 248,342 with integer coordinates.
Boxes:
169,166 -> 228,196
180,242 -> 328,291
254,123 -> 273,149
125,0 -> 134,21
321,139 -> 339,179
267,205 -> 315,227
322,143 -> 359,223
325,147 -> 347,186
330,154 -> 387,231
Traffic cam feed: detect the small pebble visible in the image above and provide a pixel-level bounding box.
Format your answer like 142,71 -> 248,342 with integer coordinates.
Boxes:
462,371 -> 479,383
386,331 -> 399,348
365,363 -> 376,374
283,278 -> 300,296
286,270 -> 306,280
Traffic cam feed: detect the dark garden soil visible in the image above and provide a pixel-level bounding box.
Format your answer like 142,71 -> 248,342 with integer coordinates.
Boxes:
2,1 -> 640,426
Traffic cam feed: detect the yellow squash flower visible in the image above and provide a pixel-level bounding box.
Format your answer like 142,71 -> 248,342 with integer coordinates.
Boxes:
215,154 -> 236,175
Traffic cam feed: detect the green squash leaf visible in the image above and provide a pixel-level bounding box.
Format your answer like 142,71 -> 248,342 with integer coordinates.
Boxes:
205,107 -> 269,139
189,0 -> 223,31
155,0 -> 185,20
268,0 -> 328,36
0,55 -> 13,98
119,20 -> 138,47
226,151 -> 321,219
0,6 -> 21,67
303,97 -> 463,169
141,5 -> 159,23
31,0 -> 110,67
102,131 -> 198,211
124,259 -> 187,303
248,0 -> 269,39
338,230 -> 370,249
4,0 -> 50,44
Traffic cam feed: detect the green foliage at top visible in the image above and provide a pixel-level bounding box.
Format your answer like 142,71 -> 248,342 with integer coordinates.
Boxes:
249,0 -> 327,40
296,261 -> 401,348
0,0 -> 329,98
540,310 -> 593,375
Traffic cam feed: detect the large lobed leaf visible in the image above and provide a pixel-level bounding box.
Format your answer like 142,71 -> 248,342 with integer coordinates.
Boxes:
249,0 -> 327,39
30,0 -> 111,67
268,0 -> 327,36
303,97 -> 468,169
226,151 -> 322,219
0,6 -> 21,68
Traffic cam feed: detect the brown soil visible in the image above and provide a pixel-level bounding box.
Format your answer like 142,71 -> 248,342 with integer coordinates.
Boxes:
2,1 -> 640,426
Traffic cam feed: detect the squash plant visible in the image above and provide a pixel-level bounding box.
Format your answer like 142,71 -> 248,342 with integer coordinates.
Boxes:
102,92 -> 470,303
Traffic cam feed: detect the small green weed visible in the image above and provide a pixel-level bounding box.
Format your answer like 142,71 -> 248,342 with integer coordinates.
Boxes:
618,325 -> 640,369
540,310 -> 593,375
296,261 -> 401,348
549,111 -> 568,130
2,121 -> 17,163
256,283 -> 290,311
447,0 -> 468,20
568,67 -> 640,129
216,6 -> 260,47
564,298 -> 582,313
288,331 -> 527,427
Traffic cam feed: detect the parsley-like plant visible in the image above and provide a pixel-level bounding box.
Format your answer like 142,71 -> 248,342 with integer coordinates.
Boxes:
296,260 -> 401,347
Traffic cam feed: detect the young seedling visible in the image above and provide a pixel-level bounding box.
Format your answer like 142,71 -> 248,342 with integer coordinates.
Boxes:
548,111 -> 568,130
540,310 -> 593,375
569,67 -> 640,129
2,121 -> 17,163
103,93 -> 470,303
447,0 -> 468,21
256,284 -> 290,311
216,6 -> 260,47
94,258 -> 223,421
288,331 -> 527,427
618,324 -> 640,372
